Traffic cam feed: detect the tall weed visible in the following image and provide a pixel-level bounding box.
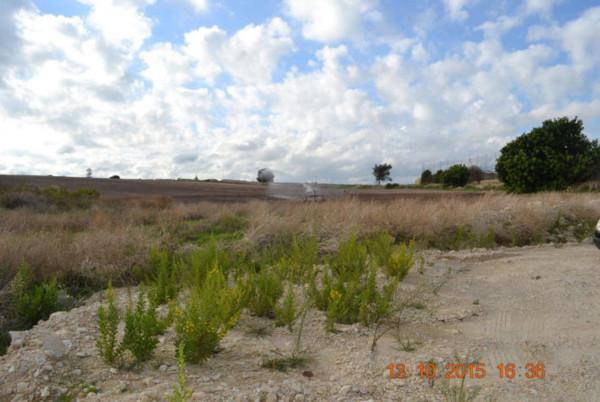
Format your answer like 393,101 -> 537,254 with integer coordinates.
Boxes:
174,266 -> 242,363
12,261 -> 60,327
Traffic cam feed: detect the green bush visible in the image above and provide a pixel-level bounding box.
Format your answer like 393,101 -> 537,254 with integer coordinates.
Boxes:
96,284 -> 122,365
170,343 -> 192,402
358,266 -> 398,328
329,235 -> 368,278
278,236 -> 319,283
174,266 -> 242,363
310,234 -> 414,333
147,249 -> 179,305
35,186 -> 99,210
441,164 -> 470,187
496,117 -> 600,193
12,262 -> 60,327
384,240 -> 416,281
367,232 -> 394,269
244,268 -> 283,318
122,289 -> 168,363
275,284 -> 297,332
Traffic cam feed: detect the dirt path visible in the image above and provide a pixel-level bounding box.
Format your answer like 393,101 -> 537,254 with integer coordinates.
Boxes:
407,242 -> 600,401
1,243 -> 599,401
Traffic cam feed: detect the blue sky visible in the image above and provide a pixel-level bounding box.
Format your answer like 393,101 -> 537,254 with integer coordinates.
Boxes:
1,0 -> 599,183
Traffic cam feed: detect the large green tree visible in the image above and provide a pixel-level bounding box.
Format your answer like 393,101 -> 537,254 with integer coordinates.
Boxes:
372,163 -> 392,185
496,117 -> 600,193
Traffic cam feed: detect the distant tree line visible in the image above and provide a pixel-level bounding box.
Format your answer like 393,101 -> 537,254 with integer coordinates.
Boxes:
420,164 -> 484,187
415,117 -> 598,192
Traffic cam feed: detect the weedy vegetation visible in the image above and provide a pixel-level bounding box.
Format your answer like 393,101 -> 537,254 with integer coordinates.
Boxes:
170,343 -> 193,402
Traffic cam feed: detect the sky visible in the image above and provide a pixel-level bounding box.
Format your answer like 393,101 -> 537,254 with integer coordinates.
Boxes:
1,0 -> 599,183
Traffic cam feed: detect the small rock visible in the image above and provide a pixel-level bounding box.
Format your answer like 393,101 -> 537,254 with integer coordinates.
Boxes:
72,369 -> 82,376
42,333 -> 67,358
159,364 -> 168,372
9,331 -> 26,349
40,386 -> 50,398
117,381 -> 128,393
62,339 -> 73,350
16,382 -> 28,393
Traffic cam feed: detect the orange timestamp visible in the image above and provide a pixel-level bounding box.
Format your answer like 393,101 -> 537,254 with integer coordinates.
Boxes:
387,362 -> 545,380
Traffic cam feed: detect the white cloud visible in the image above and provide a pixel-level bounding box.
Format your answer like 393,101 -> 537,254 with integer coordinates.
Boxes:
443,0 -> 474,22
141,18 -> 294,88
285,0 -> 378,42
560,7 -> 600,70
78,0 -> 153,52
528,7 -> 600,71
1,1 -> 599,183
525,0 -> 563,16
184,0 -> 209,14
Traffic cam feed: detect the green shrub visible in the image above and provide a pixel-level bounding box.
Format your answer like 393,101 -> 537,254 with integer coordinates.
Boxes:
308,271 -> 332,312
275,284 -> 297,332
358,266 -> 398,328
147,249 -> 179,305
319,274 -> 364,331
245,268 -> 283,318
310,235 -> 411,333
441,165 -> 470,187
12,262 -> 60,327
496,117 -> 600,193
174,266 -> 242,363
170,343 -> 192,402
329,235 -> 368,278
96,283 -> 122,365
367,232 -> 394,269
383,240 -> 416,281
35,186 -> 99,210
122,289 -> 168,363
278,236 -> 319,283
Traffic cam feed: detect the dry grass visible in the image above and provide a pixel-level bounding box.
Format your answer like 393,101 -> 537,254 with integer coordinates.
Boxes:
240,193 -> 600,249
0,192 -> 598,288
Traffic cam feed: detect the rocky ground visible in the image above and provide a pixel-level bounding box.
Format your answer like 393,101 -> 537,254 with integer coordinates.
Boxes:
1,242 -> 599,402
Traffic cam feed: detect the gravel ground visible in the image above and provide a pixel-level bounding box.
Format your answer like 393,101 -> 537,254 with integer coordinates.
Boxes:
1,242 -> 599,402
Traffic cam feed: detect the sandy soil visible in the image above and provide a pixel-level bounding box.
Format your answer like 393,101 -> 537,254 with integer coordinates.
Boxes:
2,243 -> 599,401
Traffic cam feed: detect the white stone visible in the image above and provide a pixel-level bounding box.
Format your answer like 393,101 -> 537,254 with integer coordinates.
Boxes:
42,334 -> 67,358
